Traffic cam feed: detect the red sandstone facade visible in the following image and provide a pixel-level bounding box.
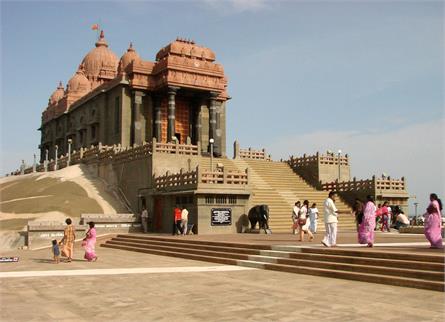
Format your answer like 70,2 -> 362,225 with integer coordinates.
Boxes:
40,32 -> 229,161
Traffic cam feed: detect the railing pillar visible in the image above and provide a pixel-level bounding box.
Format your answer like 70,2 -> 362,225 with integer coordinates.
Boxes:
233,140 -> 240,159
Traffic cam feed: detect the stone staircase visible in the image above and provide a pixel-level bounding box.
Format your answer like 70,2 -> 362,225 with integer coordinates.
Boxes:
101,235 -> 445,292
198,157 -> 355,232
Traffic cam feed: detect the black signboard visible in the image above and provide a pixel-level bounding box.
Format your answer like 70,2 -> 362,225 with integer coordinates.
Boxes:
211,208 -> 232,226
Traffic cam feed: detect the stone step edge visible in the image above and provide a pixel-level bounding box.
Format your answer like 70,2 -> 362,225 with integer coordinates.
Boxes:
101,243 -> 444,292
104,240 -> 444,279
115,235 -> 444,263
110,237 -> 445,271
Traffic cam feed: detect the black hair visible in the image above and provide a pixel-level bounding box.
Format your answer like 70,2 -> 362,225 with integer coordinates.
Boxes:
88,221 -> 95,228
366,195 -> 374,202
65,218 -> 72,225
328,191 -> 336,198
295,201 -> 301,206
311,203 -> 316,207
303,200 -> 309,207
52,239 -> 58,245
430,193 -> 443,211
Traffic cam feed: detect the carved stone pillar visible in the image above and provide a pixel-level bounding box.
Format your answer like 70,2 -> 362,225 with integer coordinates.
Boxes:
194,100 -> 203,145
133,91 -> 145,145
167,87 -> 179,142
153,95 -> 162,141
208,92 -> 219,155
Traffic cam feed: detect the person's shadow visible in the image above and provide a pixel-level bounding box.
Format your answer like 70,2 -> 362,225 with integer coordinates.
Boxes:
32,258 -> 84,263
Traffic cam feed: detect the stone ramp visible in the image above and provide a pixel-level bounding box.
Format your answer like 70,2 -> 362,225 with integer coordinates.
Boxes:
101,235 -> 445,292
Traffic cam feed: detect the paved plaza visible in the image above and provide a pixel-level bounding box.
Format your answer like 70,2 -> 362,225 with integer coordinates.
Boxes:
1,234 -> 444,322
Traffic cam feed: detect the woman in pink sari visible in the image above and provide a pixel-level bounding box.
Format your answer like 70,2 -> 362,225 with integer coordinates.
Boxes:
83,222 -> 98,261
358,195 -> 376,247
424,194 -> 443,249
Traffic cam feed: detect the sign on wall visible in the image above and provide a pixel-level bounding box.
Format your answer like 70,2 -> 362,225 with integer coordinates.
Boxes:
211,208 -> 232,226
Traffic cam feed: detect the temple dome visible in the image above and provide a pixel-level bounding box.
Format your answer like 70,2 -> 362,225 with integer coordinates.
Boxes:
67,68 -> 90,94
49,81 -> 64,104
118,42 -> 140,73
80,30 -> 118,79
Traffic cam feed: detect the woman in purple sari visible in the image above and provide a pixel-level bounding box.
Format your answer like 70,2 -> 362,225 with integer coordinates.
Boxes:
358,195 -> 376,247
424,194 -> 443,249
83,222 -> 98,261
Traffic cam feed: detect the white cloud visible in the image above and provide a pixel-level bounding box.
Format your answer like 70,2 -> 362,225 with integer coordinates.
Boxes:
201,0 -> 269,13
267,119 -> 445,214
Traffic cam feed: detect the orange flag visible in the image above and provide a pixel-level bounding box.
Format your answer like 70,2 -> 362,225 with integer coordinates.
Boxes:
91,24 -> 99,31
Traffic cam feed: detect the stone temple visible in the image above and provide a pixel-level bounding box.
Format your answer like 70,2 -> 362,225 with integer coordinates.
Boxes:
35,31 -> 409,235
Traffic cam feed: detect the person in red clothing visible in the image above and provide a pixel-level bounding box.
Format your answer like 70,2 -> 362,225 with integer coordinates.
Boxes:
380,201 -> 390,232
172,206 -> 183,235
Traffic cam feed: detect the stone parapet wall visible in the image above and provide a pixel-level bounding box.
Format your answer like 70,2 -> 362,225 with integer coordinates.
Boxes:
233,140 -> 271,161
27,222 -> 88,250
288,152 -> 351,186
154,166 -> 249,193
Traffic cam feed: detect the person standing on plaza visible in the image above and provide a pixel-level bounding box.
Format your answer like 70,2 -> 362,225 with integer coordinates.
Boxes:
291,201 -> 301,235
352,198 -> 364,232
322,191 -> 338,247
424,193 -> 443,249
173,205 -> 183,235
60,218 -> 75,262
181,207 -> 189,235
358,195 -> 377,247
308,203 -> 319,234
380,201 -> 390,232
83,221 -> 98,262
298,200 -> 314,242
141,206 -> 149,233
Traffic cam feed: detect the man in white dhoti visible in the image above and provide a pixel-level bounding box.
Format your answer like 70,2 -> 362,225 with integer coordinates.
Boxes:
322,191 -> 338,247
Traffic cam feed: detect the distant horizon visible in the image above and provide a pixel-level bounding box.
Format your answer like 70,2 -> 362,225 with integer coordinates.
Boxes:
1,1 -> 443,214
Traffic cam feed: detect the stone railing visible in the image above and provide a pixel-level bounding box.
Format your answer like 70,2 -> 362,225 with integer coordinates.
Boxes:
321,176 -> 406,193
233,141 -> 271,161
152,137 -> 199,155
12,138 -> 202,175
288,152 -> 349,168
154,166 -> 249,192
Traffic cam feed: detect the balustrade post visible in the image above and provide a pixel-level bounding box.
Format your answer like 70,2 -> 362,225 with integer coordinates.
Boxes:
233,140 -> 240,159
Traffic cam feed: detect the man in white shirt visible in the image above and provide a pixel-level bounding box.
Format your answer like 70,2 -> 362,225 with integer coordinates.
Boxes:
291,201 -> 301,235
322,191 -> 338,247
181,208 -> 189,235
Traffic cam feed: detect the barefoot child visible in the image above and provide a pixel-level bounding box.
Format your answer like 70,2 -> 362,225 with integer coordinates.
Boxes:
52,239 -> 60,263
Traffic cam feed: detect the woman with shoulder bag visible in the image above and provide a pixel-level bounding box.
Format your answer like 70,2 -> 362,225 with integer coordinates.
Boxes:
298,200 -> 314,242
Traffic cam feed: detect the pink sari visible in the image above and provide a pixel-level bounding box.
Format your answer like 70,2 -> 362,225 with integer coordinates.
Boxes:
83,227 -> 97,261
424,200 -> 443,248
358,201 -> 376,244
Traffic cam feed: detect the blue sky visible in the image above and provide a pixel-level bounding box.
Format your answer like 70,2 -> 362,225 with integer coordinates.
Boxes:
1,0 -> 443,213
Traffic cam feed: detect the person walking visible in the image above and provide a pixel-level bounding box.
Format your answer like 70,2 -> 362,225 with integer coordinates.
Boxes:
308,203 -> 319,234
141,206 -> 149,233
358,195 -> 377,247
424,193 -> 443,249
352,198 -> 364,232
291,201 -> 301,235
181,207 -> 189,235
83,221 -> 98,261
322,192 -> 338,247
60,218 -> 75,262
298,200 -> 314,242
380,201 -> 390,232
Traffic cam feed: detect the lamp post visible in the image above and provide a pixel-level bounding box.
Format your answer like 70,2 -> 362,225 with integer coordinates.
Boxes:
209,138 -> 214,172
67,139 -> 72,166
337,149 -> 342,182
54,145 -> 58,171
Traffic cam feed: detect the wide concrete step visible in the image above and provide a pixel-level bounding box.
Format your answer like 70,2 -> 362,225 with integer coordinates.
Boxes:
101,236 -> 444,292
109,236 -> 444,272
